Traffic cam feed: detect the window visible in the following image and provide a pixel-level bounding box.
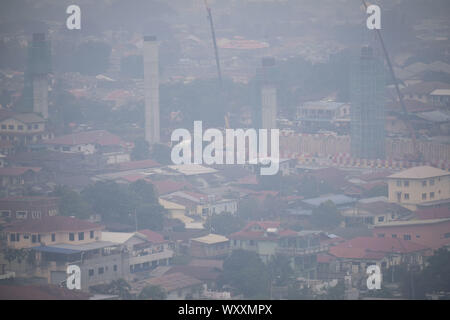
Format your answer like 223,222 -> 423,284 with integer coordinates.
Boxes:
89,269 -> 94,277
16,211 -> 27,219
62,147 -> 70,151
51,233 -> 56,242
32,235 -> 37,243
396,180 -> 401,187
78,232 -> 84,241
27,125 -> 32,130
0,210 -> 11,218
422,193 -> 427,200
430,179 -> 435,186
404,181 -> 409,187
422,180 -> 427,187
416,235 -> 421,239
8,125 -> 13,130
403,235 -> 411,241
430,192 -> 435,199
90,231 -> 94,239
10,234 -> 16,242
378,216 -> 384,222
392,234 -> 397,238
18,125 -> 23,131
69,233 -> 75,241
24,234 -> 29,239
404,193 -> 410,200
34,124 -> 38,129
113,265 -> 117,272
1,125 -> 6,130
98,267 -> 104,274
377,233 -> 385,238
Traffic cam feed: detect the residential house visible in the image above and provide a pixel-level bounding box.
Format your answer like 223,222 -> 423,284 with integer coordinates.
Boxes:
0,196 -> 59,222
190,234 -> 230,259
387,166 -> 450,211
229,221 -> 330,278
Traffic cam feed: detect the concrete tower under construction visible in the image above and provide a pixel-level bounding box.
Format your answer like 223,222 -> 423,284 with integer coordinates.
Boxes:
143,36 -> 160,144
23,33 -> 51,119
350,46 -> 385,159
253,57 -> 277,130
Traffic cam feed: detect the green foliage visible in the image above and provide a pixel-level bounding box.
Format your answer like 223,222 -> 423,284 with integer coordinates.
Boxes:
149,143 -> 172,165
80,180 -> 166,230
268,255 -> 294,286
90,279 -> 132,299
81,181 -> 135,224
51,185 -> 91,219
401,248 -> 450,299
131,138 -> 150,161
363,184 -> 388,198
138,285 -> 167,300
322,280 -> 345,300
204,212 -> 244,236
219,250 -> 270,299
310,201 -> 343,229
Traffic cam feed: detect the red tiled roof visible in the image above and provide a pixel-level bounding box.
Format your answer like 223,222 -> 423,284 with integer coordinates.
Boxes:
229,221 -> 298,241
138,229 -> 165,244
44,130 -> 126,147
4,216 -> 103,233
328,236 -> 429,260
150,179 -> 192,195
0,284 -> 91,300
0,167 -> 41,176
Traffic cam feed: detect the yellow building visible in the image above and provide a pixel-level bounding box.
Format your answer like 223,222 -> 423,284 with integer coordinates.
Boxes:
387,166 -> 450,210
3,216 -> 103,249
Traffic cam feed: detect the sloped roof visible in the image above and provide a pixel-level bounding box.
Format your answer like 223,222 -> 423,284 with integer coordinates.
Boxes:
4,216 -> 103,233
0,285 -> 91,300
0,167 -> 41,176
44,130 -> 126,147
191,234 -> 229,245
388,166 -> 449,179
138,229 -> 166,244
329,236 -> 429,260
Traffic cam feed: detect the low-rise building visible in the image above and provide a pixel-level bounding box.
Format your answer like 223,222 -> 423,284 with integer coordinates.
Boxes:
190,234 -> 230,259
387,166 -> 450,211
0,196 -> 59,222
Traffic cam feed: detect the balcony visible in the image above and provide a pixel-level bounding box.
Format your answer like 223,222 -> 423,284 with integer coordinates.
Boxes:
275,245 -> 329,256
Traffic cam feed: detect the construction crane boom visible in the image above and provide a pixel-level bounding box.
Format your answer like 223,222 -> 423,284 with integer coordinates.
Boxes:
361,0 -> 420,161
204,0 -> 222,85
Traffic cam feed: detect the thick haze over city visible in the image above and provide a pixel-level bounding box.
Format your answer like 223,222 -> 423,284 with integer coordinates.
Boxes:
0,0 -> 449,303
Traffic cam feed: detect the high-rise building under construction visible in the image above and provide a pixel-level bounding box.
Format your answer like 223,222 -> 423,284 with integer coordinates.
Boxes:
143,36 -> 160,145
350,46 -> 385,159
253,57 -> 277,130
23,33 -> 51,119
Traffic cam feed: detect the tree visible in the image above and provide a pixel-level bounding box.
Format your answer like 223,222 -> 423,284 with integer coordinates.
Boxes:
149,143 -> 172,165
131,138 -> 150,161
322,280 -> 345,300
138,285 -> 167,300
204,212 -> 244,236
268,254 -> 294,286
90,279 -> 133,299
310,201 -> 343,229
219,249 -> 270,299
401,248 -> 450,299
81,181 -> 134,224
136,204 -> 165,231
51,185 -> 91,219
